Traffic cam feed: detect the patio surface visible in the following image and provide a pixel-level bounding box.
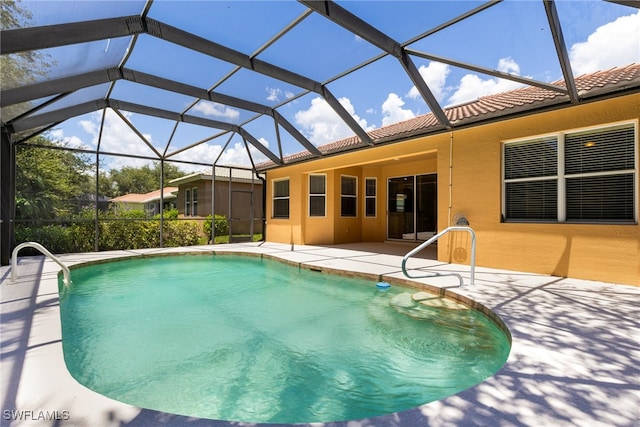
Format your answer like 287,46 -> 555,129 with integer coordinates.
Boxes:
1,242 -> 638,427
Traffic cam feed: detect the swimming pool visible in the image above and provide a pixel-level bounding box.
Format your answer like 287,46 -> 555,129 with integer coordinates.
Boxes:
59,254 -> 510,424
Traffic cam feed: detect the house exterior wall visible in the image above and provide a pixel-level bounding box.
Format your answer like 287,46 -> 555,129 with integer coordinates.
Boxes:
175,179 -> 264,234
265,93 -> 639,286
113,201 -> 145,212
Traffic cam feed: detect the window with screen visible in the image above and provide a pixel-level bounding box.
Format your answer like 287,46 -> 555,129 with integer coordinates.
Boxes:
341,175 -> 357,217
309,174 -> 326,217
185,188 -> 191,217
365,178 -> 376,217
191,187 -> 198,216
273,179 -> 290,219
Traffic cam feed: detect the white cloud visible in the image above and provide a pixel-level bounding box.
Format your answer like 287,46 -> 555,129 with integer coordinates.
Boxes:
381,93 -> 415,126
170,143 -> 222,173
266,87 -> 282,102
192,101 -> 240,120
408,61 -> 451,102
266,87 -> 295,102
47,111 -> 164,170
48,128 -> 85,149
222,138 -> 270,166
170,136 -> 271,170
54,109 -> 272,172
294,96 -> 372,146
78,119 -> 97,138
496,57 -> 520,75
75,110 -> 161,170
446,57 -> 525,106
570,11 -> 640,76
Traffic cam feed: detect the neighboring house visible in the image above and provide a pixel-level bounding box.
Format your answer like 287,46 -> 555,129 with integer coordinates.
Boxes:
169,167 -> 264,235
72,193 -> 110,213
259,65 -> 639,286
110,187 -> 178,216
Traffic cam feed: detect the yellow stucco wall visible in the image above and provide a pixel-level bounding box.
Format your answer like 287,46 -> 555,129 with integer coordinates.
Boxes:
265,93 -> 640,285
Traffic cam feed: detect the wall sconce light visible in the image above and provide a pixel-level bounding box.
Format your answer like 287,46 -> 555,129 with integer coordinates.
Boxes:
453,212 -> 469,226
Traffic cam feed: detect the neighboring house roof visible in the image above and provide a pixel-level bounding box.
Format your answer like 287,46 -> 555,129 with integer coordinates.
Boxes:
110,187 -> 179,204
257,64 -> 640,170
170,166 -> 262,186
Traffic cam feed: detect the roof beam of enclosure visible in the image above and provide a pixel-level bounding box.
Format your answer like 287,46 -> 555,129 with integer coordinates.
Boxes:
5,91 -> 73,126
8,100 -> 109,133
108,100 -> 283,165
1,65 -> 320,157
0,16 -> 144,55
125,70 -> 322,156
145,18 -> 374,146
0,68 -> 121,107
12,122 -> 62,145
544,0 -> 579,103
166,130 -> 231,160
605,0 -> 640,9
272,110 -> 320,156
1,14 -> 351,150
405,50 -> 569,94
110,107 -> 163,158
8,97 -> 282,165
299,0 -> 452,129
403,1 -> 501,46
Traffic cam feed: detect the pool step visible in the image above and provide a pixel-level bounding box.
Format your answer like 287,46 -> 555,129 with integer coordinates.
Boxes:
389,292 -> 469,320
411,291 -> 469,310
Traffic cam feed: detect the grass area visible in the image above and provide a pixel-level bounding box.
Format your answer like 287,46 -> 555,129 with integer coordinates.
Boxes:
213,234 -> 263,244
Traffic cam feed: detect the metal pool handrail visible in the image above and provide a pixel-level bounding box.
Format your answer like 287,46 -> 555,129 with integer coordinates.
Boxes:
11,241 -> 71,287
401,226 -> 476,287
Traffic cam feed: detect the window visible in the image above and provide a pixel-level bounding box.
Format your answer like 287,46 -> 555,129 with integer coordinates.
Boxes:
365,178 -> 376,217
185,188 -> 191,216
273,178 -> 290,219
192,187 -> 198,216
341,175 -> 357,217
503,122 -> 637,223
309,174 -> 326,217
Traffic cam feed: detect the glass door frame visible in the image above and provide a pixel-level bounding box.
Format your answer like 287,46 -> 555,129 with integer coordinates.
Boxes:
386,173 -> 437,242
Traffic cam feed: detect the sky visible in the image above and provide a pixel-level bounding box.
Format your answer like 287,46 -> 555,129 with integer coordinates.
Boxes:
18,0 -> 640,173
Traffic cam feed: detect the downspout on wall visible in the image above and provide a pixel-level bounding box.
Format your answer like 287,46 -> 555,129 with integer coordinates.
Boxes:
448,131 -> 454,228
257,173 -> 266,242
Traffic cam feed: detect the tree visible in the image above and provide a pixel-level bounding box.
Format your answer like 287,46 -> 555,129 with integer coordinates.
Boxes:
15,135 -> 94,220
1,1 -> 53,122
99,162 -> 184,198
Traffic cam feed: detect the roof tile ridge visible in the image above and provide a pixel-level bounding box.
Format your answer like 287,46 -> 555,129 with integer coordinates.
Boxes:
259,64 -> 637,169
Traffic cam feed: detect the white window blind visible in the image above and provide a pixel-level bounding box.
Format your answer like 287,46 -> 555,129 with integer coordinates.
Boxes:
504,137 -> 558,221
564,125 -> 636,222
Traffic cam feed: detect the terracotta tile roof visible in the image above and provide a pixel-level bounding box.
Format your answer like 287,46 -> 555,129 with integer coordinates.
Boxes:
258,64 -> 639,170
111,187 -> 178,204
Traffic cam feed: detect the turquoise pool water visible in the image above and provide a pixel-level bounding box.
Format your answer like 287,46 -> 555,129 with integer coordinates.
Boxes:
60,254 -> 510,423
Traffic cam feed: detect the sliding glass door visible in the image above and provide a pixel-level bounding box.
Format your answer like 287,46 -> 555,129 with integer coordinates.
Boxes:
387,174 -> 437,241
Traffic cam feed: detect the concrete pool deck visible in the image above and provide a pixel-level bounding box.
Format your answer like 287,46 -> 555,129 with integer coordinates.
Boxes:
1,242 -> 638,427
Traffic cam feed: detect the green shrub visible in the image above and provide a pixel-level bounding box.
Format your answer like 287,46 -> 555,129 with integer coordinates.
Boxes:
163,220 -> 201,247
203,214 -> 228,238
14,224 -> 75,255
156,208 -> 179,220
14,208 -> 217,254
